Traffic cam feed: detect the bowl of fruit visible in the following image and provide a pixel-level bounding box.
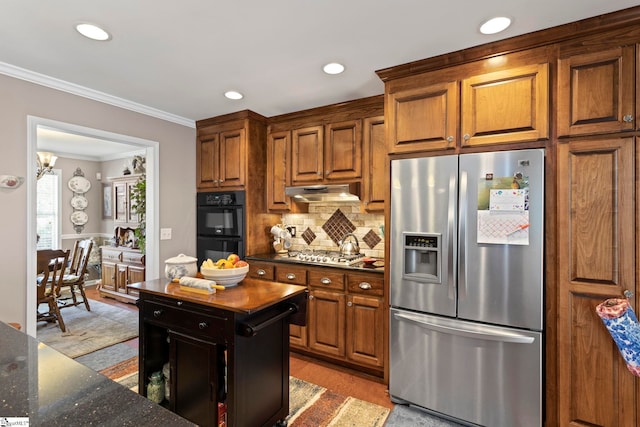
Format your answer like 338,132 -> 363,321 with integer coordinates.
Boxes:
200,254 -> 249,287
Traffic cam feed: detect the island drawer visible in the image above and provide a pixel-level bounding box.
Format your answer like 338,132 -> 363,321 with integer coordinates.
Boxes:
142,300 -> 227,341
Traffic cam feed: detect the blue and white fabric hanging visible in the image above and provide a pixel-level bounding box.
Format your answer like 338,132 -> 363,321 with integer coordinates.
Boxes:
596,296 -> 640,377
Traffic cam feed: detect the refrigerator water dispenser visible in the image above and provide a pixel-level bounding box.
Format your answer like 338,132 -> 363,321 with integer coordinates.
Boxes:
403,232 -> 441,283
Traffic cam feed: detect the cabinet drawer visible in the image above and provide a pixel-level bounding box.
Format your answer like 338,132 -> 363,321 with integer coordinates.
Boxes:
275,265 -> 307,285
102,249 -> 123,262
249,262 -> 275,280
142,300 -> 227,342
347,273 -> 383,296
123,251 -> 145,265
308,270 -> 345,291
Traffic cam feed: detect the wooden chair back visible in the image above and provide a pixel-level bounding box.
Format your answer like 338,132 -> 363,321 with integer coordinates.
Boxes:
59,239 -> 94,311
68,238 -> 93,277
36,249 -> 70,332
37,249 -> 69,300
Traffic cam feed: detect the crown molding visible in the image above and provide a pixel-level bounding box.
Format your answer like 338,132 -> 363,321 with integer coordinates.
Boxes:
0,61 -> 195,128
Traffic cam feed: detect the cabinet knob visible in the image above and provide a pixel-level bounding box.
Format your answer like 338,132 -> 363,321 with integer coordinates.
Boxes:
198,321 -> 209,330
359,282 -> 372,290
219,179 -> 224,183
176,301 -> 183,306
308,295 -> 314,300
153,309 -> 163,318
447,136 -> 454,142
623,114 -> 633,123
213,179 -> 219,183
320,277 -> 332,285
286,273 -> 296,280
257,269 -> 266,276
463,134 -> 470,141
347,301 -> 353,307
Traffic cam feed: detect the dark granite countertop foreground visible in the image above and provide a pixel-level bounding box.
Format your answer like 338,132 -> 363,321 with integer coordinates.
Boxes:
0,321 -> 195,426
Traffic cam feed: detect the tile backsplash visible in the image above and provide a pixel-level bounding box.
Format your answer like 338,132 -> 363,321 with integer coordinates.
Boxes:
281,202 -> 384,259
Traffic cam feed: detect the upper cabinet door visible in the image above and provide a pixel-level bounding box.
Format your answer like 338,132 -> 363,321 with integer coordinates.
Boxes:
362,116 -> 386,212
267,130 -> 291,211
461,63 -> 549,147
196,132 -> 219,189
386,81 -> 458,153
557,46 -> 635,137
218,127 -> 246,188
291,125 -> 324,184
324,119 -> 362,181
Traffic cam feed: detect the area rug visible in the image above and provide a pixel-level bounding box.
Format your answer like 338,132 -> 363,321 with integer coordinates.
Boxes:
37,300 -> 138,359
110,371 -> 388,426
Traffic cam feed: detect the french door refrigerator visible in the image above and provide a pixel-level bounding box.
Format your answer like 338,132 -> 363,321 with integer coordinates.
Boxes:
389,149 -> 544,427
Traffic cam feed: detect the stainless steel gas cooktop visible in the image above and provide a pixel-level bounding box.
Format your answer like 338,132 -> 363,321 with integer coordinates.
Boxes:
274,249 -> 365,267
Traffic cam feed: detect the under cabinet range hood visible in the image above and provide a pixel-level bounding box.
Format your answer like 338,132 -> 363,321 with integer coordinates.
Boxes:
285,183 -> 360,203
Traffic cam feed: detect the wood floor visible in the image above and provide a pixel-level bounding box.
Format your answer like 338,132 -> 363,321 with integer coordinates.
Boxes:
85,286 -> 394,410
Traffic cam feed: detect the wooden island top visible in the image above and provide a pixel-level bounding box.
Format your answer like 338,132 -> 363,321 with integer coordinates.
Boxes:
128,277 -> 307,314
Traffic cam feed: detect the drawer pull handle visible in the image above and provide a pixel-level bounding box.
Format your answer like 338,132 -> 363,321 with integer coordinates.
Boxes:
176,301 -> 183,306
321,277 -> 332,285
286,273 -> 296,280
257,269 -> 266,276
153,309 -> 163,318
198,321 -> 209,330
359,282 -> 372,290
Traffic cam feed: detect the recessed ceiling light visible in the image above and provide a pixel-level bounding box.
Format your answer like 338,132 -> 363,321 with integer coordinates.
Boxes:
480,17 -> 512,35
224,91 -> 243,100
323,62 -> 345,75
76,23 -> 111,41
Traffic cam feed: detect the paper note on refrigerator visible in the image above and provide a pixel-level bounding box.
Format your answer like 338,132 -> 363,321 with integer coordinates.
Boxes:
477,178 -> 530,245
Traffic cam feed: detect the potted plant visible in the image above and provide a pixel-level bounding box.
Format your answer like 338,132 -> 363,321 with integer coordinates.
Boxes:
130,175 -> 146,253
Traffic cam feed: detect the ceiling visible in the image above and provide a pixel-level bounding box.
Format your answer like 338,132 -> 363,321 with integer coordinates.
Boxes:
4,1 -> 639,155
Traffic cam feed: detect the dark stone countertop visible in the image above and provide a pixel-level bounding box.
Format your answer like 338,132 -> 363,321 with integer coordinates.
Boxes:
247,253 -> 385,274
0,322 -> 195,427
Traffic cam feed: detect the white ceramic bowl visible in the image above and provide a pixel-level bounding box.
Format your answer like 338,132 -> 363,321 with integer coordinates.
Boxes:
200,264 -> 249,287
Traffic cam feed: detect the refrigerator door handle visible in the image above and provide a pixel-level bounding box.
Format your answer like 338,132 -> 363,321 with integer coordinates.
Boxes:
393,312 -> 535,344
458,171 -> 467,298
447,173 -> 457,299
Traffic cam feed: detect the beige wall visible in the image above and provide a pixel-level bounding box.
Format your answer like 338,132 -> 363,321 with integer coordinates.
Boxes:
0,73 -> 196,328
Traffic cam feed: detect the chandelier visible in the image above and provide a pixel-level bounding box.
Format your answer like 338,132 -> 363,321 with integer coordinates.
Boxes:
36,151 -> 58,180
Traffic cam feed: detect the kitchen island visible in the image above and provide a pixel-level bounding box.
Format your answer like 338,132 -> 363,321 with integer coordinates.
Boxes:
0,321 -> 194,426
129,278 -> 307,427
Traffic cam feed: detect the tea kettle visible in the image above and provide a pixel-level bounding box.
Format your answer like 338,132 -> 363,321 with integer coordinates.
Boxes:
339,233 -> 360,256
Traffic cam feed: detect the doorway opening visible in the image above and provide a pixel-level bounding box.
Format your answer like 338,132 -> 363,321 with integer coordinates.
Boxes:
26,116 -> 159,337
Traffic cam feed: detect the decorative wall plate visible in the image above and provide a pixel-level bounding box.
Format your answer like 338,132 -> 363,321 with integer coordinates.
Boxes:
68,176 -> 91,194
0,175 -> 24,189
70,211 -> 89,226
70,195 -> 88,210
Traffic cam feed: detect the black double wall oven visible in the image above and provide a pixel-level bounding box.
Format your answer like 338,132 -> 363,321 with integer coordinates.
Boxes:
197,191 -> 245,263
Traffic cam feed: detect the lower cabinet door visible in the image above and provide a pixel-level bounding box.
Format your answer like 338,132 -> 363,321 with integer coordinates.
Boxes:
346,294 -> 384,369
169,331 -> 222,427
308,289 -> 345,357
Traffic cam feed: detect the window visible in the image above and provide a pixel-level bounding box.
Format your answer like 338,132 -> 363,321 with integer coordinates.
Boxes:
37,170 -> 61,249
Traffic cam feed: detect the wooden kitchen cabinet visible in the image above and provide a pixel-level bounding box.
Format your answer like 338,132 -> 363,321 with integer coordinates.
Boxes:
557,45 -> 636,137
557,137 -> 636,427
267,96 -> 384,212
460,63 -> 549,147
112,175 -> 143,225
99,246 -> 145,304
362,115 -> 386,212
247,257 -> 385,377
385,61 -> 549,153
196,110 -> 268,191
385,81 -> 458,153
290,120 -> 362,184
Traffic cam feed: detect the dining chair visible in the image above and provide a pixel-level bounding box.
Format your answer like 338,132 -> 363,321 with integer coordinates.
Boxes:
58,238 -> 93,311
37,249 -> 70,332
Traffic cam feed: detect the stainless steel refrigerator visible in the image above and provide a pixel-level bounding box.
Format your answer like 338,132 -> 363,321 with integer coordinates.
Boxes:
389,149 -> 544,427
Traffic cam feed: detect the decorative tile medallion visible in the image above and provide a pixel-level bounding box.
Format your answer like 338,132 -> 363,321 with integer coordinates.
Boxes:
301,227 -> 316,245
363,229 -> 382,249
322,209 -> 356,245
